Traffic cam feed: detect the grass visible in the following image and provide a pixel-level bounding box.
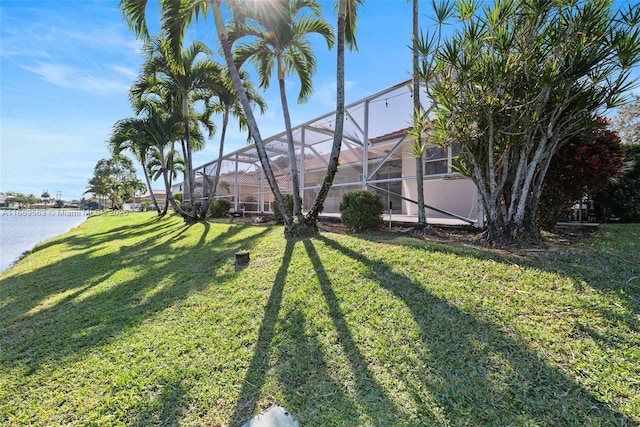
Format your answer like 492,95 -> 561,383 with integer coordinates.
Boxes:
0,212 -> 638,426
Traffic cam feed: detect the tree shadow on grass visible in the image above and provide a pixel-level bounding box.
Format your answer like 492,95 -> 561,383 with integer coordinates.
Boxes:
301,239 -> 403,424
358,228 -> 640,337
133,366 -> 191,426
308,234 -> 637,426
0,218 -> 268,376
229,238 -> 397,426
228,240 -> 294,426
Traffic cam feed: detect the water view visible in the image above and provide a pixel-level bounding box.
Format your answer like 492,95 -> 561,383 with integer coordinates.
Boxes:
0,210 -> 87,273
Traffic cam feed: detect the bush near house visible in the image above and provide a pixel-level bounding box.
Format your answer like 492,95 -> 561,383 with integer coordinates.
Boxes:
209,199 -> 231,217
273,194 -> 294,223
596,143 -> 640,222
537,120 -> 626,230
340,190 -> 383,231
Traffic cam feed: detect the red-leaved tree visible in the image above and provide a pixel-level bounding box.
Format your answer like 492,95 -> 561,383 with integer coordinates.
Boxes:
537,118 -> 626,230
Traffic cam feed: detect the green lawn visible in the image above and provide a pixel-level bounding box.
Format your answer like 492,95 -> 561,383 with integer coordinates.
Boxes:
0,212 -> 638,426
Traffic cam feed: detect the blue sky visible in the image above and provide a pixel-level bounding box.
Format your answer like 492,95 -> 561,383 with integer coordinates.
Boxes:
0,0 -> 417,201
1,1 -> 638,201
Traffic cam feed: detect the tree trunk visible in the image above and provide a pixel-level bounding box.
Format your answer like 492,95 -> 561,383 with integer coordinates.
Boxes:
200,109 -> 229,217
305,0 -> 347,229
141,160 -> 161,214
160,146 -> 188,217
181,94 -> 198,222
279,75 -> 303,221
412,0 -> 426,228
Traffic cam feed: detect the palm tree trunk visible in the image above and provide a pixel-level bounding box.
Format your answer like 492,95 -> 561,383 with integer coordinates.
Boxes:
412,0 -> 426,227
161,145 -> 188,217
141,164 -> 161,214
306,0 -> 347,224
200,109 -> 229,217
181,94 -> 198,221
279,76 -> 303,220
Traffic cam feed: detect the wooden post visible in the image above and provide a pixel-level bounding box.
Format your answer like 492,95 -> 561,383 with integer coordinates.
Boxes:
235,251 -> 250,271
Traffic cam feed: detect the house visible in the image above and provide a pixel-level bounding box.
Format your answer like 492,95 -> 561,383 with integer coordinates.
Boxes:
182,80 -> 481,226
125,189 -> 167,211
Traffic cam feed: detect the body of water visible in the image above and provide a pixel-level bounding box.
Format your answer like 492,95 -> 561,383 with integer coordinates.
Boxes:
0,210 -> 88,273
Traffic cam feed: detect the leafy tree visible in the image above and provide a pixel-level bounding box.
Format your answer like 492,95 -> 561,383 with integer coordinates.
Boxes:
85,157 -> 139,209
5,193 -> 38,209
537,118 -> 626,230
417,0 -> 640,246
614,94 -> 640,145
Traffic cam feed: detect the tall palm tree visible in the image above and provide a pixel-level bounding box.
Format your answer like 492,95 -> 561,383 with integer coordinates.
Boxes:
210,0 -> 363,236
120,0 -> 295,229
305,0 -> 362,226
132,36 -> 220,220
230,0 -> 334,222
120,0 -> 362,236
199,68 -> 266,217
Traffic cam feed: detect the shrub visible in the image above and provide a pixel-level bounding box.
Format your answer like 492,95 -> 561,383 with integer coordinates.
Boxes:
273,194 -> 294,223
537,119 -> 626,229
340,190 -> 383,231
173,192 -> 183,204
595,143 -> 640,222
209,199 -> 231,217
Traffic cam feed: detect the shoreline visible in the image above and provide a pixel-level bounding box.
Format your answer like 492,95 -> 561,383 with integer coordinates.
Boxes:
0,213 -> 93,274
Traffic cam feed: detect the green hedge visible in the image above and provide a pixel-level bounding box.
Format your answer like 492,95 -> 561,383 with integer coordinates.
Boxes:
340,190 -> 383,231
273,194 -> 294,223
209,199 -> 231,217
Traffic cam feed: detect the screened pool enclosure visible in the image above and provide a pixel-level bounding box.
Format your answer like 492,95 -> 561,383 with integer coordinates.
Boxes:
181,80 -> 480,225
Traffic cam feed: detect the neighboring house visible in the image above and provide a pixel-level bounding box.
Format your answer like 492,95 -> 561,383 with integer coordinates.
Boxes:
180,80 -> 481,225
136,190 -> 167,210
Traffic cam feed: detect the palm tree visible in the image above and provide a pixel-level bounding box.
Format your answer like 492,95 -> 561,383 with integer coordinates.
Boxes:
109,117 -> 162,213
134,36 -> 221,221
129,93 -> 203,218
147,145 -> 185,215
409,0 -> 426,228
305,0 -> 362,227
132,36 -> 220,220
230,0 -> 334,222
122,176 -> 147,208
120,0 -> 362,237
409,1 -> 454,229
199,68 -> 266,217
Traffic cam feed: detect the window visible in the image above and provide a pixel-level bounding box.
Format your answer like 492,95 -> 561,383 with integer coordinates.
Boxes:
424,146 -> 448,175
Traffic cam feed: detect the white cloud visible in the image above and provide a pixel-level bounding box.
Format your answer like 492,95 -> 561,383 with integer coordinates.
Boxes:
109,64 -> 138,80
22,63 -> 132,95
